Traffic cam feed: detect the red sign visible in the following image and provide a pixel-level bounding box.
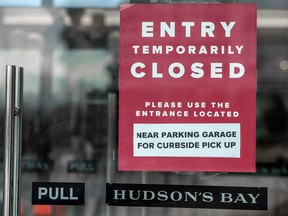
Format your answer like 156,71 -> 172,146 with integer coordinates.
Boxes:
119,4 -> 257,172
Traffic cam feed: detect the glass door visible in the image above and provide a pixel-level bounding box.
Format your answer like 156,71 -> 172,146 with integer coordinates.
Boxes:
0,1 -> 288,215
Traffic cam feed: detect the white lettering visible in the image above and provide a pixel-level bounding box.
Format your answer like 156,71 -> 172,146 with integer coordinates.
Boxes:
201,22 -> 215,37
141,21 -> 237,38
142,22 -> 153,37
160,22 -> 175,37
143,191 -> 155,200
248,194 -> 260,204
70,188 -> 78,200
230,63 -> 245,78
166,45 -> 173,54
49,187 -> 58,200
235,45 -> 244,54
152,62 -> 163,78
221,193 -> 233,203
158,191 -> 169,201
170,191 -> 183,201
129,190 -> 141,200
220,21 -> 236,37
132,45 -> 140,54
168,63 -> 185,78
60,188 -> 69,200
131,62 -> 146,78
234,193 -> 248,203
184,192 -> 197,202
191,63 -> 204,78
181,22 -> 195,37
203,192 -> 213,202
113,190 -> 126,200
38,187 -> 48,199
211,63 -> 223,78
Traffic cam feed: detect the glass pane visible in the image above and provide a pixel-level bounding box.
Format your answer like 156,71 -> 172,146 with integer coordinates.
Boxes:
0,2 -> 287,216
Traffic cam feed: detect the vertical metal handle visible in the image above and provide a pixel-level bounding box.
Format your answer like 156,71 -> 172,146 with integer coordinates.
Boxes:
106,93 -> 117,216
3,65 -> 23,216
12,67 -> 23,216
3,65 -> 16,216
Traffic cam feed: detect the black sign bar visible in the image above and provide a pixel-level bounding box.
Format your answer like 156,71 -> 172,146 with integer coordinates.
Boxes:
0,160 -> 54,172
106,183 -> 267,210
22,160 -> 54,172
256,162 -> 288,176
32,182 -> 85,205
67,160 -> 97,173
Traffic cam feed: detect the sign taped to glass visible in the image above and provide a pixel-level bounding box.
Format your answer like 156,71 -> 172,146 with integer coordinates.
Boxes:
106,183 -> 267,210
119,4 -> 257,172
